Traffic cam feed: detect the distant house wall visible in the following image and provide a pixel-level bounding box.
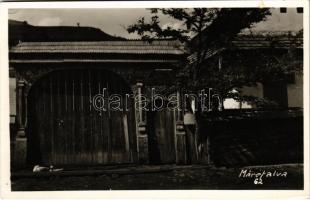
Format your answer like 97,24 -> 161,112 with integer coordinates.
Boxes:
287,72 -> 303,108
223,98 -> 241,109
224,78 -> 303,109
240,83 -> 264,98
224,83 -> 263,109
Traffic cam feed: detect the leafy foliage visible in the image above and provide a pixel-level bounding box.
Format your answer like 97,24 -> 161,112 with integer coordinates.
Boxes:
127,8 -> 301,109
127,8 -> 220,41
127,8 -> 303,155
127,8 -> 270,45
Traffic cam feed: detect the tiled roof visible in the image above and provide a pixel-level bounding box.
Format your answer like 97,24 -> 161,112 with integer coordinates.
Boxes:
10,40 -> 186,55
230,35 -> 303,49
188,35 -> 303,64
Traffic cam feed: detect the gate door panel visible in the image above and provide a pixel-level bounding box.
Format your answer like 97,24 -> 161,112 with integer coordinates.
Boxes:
148,108 -> 176,164
27,69 -> 136,165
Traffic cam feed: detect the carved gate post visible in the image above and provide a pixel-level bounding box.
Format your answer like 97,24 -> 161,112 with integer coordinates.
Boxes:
11,66 -> 51,168
174,89 -> 187,164
133,82 -> 149,163
13,79 -> 27,167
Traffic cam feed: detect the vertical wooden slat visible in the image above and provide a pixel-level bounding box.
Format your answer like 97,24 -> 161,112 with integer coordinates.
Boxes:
60,72 -> 65,165
80,70 -> 89,164
53,72 -> 58,164
106,81 -> 112,163
81,72 -> 83,112
65,79 -> 67,112
39,80 -> 45,163
66,71 -> 70,164
102,81 -> 109,164
128,92 -> 136,162
98,78 -> 103,163
36,83 -> 44,164
72,78 -> 75,111
36,81 -> 41,163
50,76 -> 55,164
92,72 -> 99,164
42,80 -> 45,114
74,71 -> 81,164
44,77 -> 51,164
88,70 -> 93,163
89,70 -> 92,112
72,74 -> 76,163
63,73 -> 68,164
57,72 -> 61,164
80,70 -> 85,164
83,70 -> 89,164
123,114 -> 130,153
69,73 -> 73,165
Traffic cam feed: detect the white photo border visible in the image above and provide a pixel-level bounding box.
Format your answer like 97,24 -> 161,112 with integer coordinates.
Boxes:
0,1 -> 309,199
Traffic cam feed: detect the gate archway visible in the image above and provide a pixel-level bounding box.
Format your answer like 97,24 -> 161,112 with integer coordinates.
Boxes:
26,69 -> 137,165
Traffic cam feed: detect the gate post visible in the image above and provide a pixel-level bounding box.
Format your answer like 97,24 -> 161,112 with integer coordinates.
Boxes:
175,123 -> 187,164
134,82 -> 149,164
174,90 -> 187,164
12,80 -> 27,168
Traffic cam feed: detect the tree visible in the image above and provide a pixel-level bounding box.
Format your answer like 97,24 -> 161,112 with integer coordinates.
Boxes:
127,8 -> 302,162
127,8 -> 271,91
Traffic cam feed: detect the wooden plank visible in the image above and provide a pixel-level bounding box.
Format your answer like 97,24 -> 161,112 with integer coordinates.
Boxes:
74,71 -> 82,164
166,110 -> 175,162
97,78 -> 103,164
37,76 -> 47,164
175,133 -> 187,164
88,70 -> 93,164
64,73 -> 69,165
101,94 -> 109,164
128,99 -> 137,162
106,82 -> 112,163
58,72 -> 65,165
123,114 -> 130,153
92,73 -> 100,164
80,70 -> 86,164
71,74 -> 76,164
45,77 -> 52,164
151,108 -> 176,164
49,76 -> 55,164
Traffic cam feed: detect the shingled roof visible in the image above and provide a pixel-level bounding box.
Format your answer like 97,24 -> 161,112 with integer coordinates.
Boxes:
10,40 -> 186,55
230,34 -> 303,49
188,33 -> 303,64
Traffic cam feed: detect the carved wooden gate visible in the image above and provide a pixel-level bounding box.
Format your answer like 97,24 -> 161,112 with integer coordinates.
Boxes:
27,69 -> 136,165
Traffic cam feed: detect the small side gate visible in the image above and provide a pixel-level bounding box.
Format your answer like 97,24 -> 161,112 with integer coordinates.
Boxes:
148,108 -> 176,164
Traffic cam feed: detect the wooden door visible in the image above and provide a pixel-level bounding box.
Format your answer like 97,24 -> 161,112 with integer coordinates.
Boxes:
27,69 -> 136,165
148,109 -> 176,164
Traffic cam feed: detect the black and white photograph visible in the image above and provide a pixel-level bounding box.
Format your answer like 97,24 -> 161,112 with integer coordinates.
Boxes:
0,1 -> 309,198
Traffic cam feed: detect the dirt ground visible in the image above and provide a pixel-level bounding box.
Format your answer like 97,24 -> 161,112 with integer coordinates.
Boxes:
11,163 -> 303,191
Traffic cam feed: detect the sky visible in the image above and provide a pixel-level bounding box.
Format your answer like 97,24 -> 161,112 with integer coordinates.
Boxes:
9,8 -> 303,39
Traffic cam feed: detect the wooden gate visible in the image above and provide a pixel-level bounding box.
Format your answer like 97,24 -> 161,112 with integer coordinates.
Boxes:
148,108 -> 176,164
27,69 -> 136,165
